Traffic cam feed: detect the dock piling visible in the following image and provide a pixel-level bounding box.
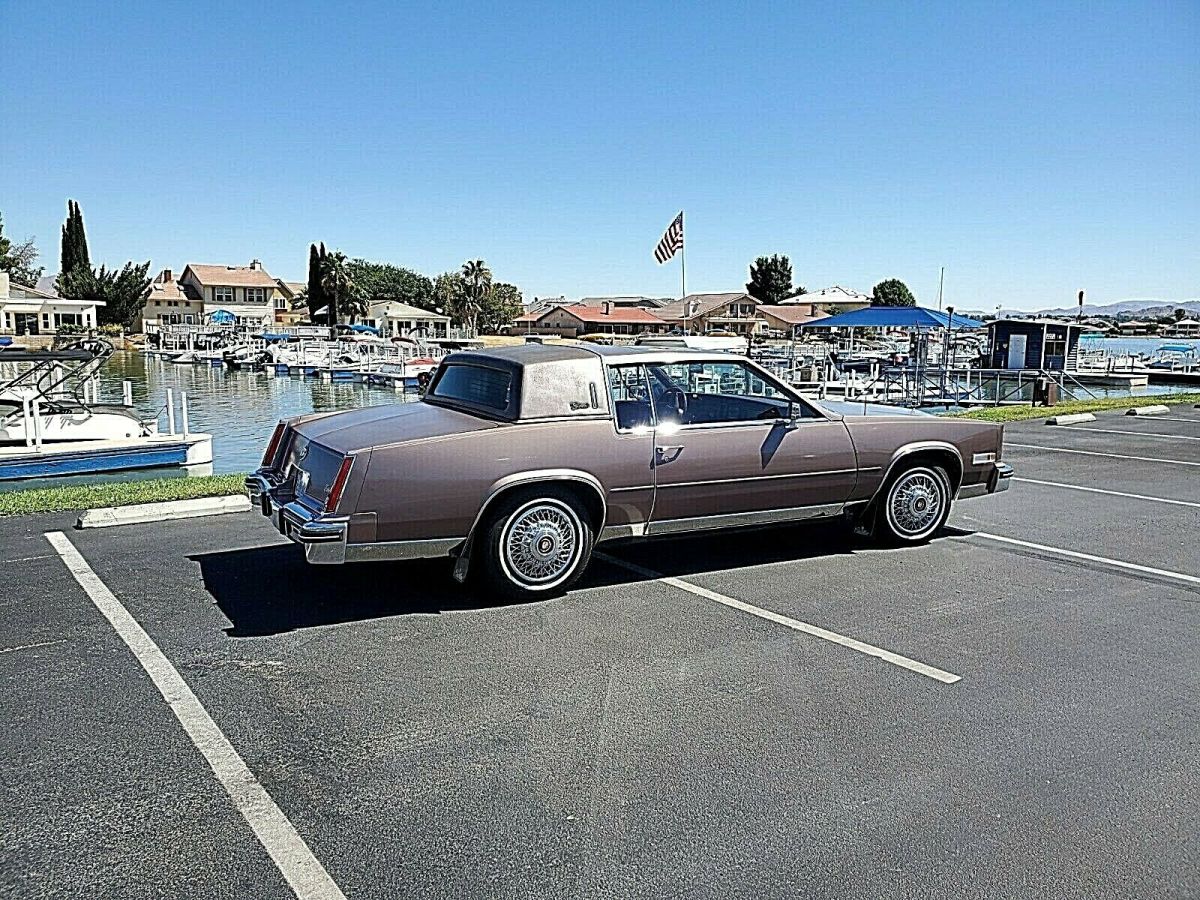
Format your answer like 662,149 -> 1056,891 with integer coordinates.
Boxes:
181,392 -> 190,438
166,388 -> 176,435
122,380 -> 133,407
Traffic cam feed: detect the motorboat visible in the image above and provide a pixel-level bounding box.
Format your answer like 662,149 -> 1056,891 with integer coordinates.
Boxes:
1146,344 -> 1198,372
0,339 -> 159,444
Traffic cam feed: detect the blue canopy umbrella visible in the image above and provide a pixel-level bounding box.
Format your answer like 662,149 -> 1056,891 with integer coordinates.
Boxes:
802,305 -> 983,330
208,309 -> 235,325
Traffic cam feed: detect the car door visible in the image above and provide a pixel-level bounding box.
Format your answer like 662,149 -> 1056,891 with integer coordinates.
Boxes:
644,359 -> 856,531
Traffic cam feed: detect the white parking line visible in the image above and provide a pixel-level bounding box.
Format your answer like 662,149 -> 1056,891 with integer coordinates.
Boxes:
970,532 -> 1200,587
1064,425 -> 1200,442
44,532 -> 346,900
1006,443 -> 1200,467
1013,477 -> 1200,508
595,552 -> 961,684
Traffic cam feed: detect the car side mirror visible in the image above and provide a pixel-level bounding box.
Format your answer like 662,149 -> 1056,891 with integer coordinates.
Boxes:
787,401 -> 803,422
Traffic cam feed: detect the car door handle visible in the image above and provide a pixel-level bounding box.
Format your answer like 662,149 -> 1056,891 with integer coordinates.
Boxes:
655,445 -> 684,464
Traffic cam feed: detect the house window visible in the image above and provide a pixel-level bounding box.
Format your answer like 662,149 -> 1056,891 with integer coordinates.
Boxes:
275,295 -> 286,310
246,287 -> 266,303
54,313 -> 83,328
213,286 -> 234,304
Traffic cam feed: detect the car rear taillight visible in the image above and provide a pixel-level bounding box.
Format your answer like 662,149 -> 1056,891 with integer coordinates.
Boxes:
261,423 -> 286,467
325,456 -> 355,512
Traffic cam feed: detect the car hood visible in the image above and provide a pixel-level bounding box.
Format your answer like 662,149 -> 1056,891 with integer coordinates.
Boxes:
295,400 -> 499,454
812,399 -> 934,418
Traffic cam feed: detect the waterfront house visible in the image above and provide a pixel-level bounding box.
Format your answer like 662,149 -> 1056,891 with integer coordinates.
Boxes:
134,268 -> 204,331
365,301 -> 452,338
1116,319 -> 1159,335
988,318 -> 1083,370
178,260 -> 281,327
513,302 -> 668,337
1168,318 -> 1200,337
757,304 -> 829,336
786,285 -> 872,311
656,292 -> 765,335
0,272 -> 104,336
273,279 -> 307,326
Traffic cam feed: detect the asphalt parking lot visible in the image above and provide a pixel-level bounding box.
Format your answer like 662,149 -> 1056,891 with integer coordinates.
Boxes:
1,404 -> 1197,899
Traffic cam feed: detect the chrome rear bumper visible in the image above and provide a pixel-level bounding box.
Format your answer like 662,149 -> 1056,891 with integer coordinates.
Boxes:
957,462 -> 1014,500
245,472 -> 460,565
246,473 -> 348,563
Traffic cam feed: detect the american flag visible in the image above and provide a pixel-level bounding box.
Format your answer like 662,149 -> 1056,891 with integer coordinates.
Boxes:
654,212 -> 684,264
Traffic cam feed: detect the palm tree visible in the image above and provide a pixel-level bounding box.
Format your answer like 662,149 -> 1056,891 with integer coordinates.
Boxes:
320,250 -> 367,326
457,259 -> 492,335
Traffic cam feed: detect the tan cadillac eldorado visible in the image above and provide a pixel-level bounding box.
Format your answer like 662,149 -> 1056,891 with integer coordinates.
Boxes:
247,344 -> 1012,599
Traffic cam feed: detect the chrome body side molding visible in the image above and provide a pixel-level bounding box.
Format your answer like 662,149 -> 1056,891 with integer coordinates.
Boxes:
639,502 -> 845,538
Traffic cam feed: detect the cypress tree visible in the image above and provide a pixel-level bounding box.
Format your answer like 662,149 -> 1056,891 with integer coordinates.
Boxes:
306,242 -> 327,322
60,199 -> 91,276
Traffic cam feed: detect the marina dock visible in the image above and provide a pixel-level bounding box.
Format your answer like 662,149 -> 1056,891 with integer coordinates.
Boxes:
0,432 -> 213,480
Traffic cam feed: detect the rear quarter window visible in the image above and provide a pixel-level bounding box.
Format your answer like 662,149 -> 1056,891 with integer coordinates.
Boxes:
430,364 -> 512,411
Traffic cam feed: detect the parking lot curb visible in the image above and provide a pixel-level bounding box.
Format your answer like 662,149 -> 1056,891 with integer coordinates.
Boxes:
1126,405 -> 1171,416
1045,413 -> 1097,425
77,494 -> 251,529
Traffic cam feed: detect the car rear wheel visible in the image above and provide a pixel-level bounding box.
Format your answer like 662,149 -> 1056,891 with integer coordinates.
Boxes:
874,463 -> 952,544
476,488 -> 594,601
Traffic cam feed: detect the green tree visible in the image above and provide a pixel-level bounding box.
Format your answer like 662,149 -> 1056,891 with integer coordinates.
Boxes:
59,261 -> 152,328
746,254 -> 794,304
479,282 -> 524,333
347,259 -> 435,312
320,250 -> 366,324
433,271 -> 465,320
306,243 -> 328,322
871,278 -> 916,307
1175,308 -> 1188,322
0,213 -> 45,285
57,199 -> 91,292
454,259 -> 493,334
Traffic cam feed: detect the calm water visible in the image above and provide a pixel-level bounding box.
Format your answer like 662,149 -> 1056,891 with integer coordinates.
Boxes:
0,352 -> 413,491
1080,336 -> 1200,355
105,352 -> 415,472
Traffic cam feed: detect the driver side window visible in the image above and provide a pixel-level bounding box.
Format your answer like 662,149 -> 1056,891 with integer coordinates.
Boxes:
647,361 -> 793,426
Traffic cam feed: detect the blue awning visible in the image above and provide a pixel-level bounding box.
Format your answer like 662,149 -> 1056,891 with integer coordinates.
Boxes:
350,324 -> 381,335
208,309 -> 235,324
803,306 -> 984,330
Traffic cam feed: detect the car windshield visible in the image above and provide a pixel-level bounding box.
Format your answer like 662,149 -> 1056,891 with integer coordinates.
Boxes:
429,364 -> 512,411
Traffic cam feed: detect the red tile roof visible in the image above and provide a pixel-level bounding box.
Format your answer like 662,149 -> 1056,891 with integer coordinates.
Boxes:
757,305 -> 829,325
541,304 -> 665,325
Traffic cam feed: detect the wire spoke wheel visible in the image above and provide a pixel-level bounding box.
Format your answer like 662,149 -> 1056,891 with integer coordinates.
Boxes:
500,500 -> 583,588
885,468 -> 947,539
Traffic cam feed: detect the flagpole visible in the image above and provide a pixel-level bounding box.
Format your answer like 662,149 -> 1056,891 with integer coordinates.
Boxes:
680,211 -> 687,300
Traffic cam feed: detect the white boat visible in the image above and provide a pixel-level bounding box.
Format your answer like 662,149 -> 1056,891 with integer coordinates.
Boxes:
0,394 -> 157,443
0,341 -> 159,444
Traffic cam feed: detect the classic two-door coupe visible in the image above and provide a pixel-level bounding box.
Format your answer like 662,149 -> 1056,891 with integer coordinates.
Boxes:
247,344 -> 1012,599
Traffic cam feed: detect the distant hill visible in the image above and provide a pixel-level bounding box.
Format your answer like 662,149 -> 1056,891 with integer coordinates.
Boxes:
1032,299 -> 1200,318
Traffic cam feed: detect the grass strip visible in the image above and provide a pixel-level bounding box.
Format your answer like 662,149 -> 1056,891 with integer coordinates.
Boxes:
0,473 -> 248,517
948,392 -> 1200,422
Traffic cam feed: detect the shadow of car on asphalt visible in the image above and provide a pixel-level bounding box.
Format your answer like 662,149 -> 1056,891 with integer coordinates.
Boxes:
193,520 -> 955,637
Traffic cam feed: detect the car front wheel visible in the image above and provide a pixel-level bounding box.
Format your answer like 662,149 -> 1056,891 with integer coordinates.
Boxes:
476,488 -> 594,601
874,463 -> 952,544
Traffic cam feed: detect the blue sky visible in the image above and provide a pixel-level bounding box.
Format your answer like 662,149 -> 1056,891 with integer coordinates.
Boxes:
2,1 -> 1196,309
